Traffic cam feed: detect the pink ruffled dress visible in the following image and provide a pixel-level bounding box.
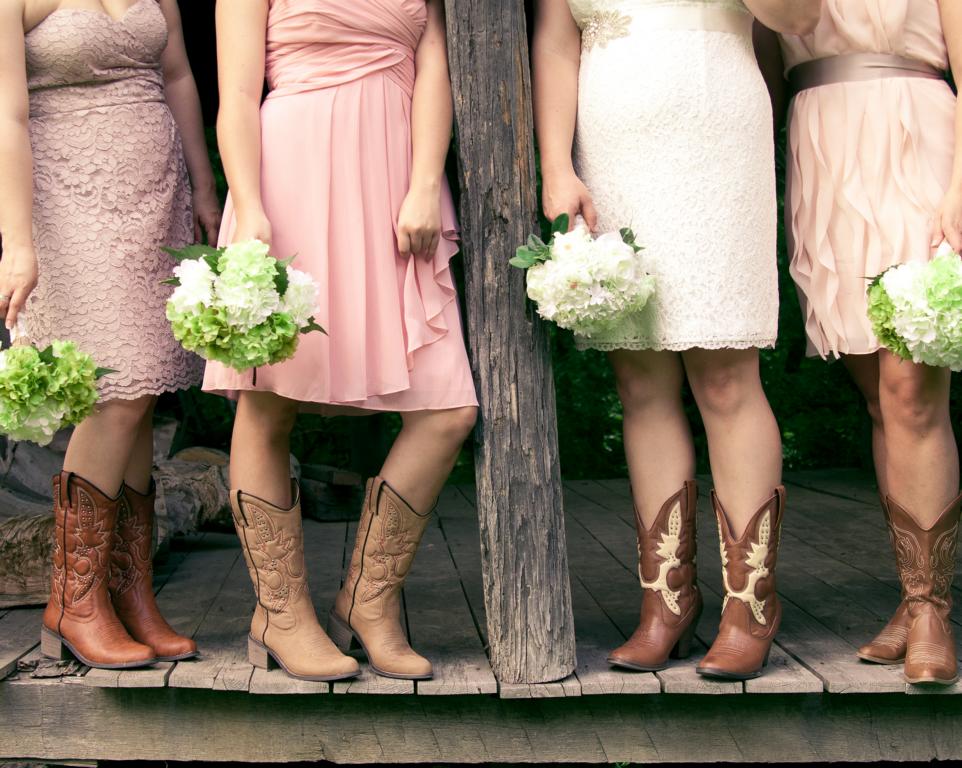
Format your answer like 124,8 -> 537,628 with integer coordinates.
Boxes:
203,0 -> 478,412
780,0 -> 956,358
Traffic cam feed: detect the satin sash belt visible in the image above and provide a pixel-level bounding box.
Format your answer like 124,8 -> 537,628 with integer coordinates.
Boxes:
623,5 -> 752,36
788,53 -> 944,94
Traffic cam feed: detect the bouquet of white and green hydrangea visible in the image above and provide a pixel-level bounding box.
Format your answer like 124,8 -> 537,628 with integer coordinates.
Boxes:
866,242 -> 962,371
511,214 -> 655,338
165,239 -> 324,372
0,340 -> 111,446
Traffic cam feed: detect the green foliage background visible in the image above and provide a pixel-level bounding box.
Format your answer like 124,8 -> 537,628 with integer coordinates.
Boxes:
161,130 -> 961,480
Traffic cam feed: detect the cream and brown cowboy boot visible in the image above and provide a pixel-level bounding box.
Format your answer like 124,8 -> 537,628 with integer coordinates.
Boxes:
608,481 -> 702,671
858,494 -> 910,665
329,477 -> 433,680
231,483 -> 359,682
697,487 -> 785,680
887,492 -> 962,686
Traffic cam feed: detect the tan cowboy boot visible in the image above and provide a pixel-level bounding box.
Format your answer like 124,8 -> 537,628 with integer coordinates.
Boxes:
109,482 -> 198,662
697,487 -> 785,680
608,481 -> 702,671
858,494 -> 910,664
231,483 -> 359,682
329,477 -> 433,680
888,492 -> 961,686
41,472 -> 157,669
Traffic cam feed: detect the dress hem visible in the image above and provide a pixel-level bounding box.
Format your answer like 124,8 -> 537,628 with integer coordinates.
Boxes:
574,337 -> 778,353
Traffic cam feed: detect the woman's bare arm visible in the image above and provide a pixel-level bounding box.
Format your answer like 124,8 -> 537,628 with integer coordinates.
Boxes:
744,0 -> 820,36
932,0 -> 962,251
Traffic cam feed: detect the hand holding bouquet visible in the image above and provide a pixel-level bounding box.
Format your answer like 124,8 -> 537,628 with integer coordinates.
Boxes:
866,242 -> 962,371
165,239 -> 324,372
0,340 -> 111,446
511,214 -> 654,338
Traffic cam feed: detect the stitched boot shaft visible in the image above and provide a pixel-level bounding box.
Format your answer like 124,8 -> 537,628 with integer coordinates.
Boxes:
858,494 -> 911,664
231,484 -> 359,682
330,477 -> 433,680
41,472 -> 156,669
608,481 -> 702,671
888,492 -> 961,685
697,487 -> 785,680
109,482 -> 197,661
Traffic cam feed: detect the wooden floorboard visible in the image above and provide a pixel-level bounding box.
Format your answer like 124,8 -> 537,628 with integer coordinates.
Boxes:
0,607 -> 42,680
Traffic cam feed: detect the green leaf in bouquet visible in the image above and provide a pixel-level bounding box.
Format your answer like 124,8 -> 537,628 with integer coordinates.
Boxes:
511,246 -> 540,270
301,318 -> 328,336
162,277 -> 182,286
527,234 -> 546,251
94,367 -> 118,380
620,228 -> 643,253
37,345 -> 56,365
273,260 -> 290,297
163,244 -> 223,263
551,213 -> 570,235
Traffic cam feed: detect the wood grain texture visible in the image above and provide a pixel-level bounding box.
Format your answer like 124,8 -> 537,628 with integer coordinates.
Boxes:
0,607 -> 42,680
444,0 -> 576,685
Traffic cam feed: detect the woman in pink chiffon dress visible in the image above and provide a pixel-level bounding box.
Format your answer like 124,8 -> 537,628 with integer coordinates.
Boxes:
770,1 -> 962,685
211,0 -> 477,683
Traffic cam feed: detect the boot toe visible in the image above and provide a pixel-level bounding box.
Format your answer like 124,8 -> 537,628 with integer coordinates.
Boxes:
153,636 -> 199,661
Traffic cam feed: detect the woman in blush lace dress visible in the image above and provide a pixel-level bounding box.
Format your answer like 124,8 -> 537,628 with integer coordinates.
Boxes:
0,0 -> 221,669
767,0 -> 962,686
211,0 -> 478,683
533,0 -> 819,680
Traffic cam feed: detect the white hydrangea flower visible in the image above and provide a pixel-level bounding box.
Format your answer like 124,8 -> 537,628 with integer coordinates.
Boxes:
280,268 -> 321,327
169,259 -> 216,314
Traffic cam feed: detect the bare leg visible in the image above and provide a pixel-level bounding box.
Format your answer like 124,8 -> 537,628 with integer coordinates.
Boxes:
841,353 -> 888,496
229,391 -> 300,508
609,349 -> 694,528
878,351 -> 958,526
682,348 -> 782,537
122,399 -> 157,495
62,395 -> 156,497
379,406 -> 478,513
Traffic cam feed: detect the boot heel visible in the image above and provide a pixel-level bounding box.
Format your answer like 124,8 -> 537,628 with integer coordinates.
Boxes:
247,636 -> 276,670
40,627 -> 72,661
669,621 -> 698,660
327,611 -> 356,653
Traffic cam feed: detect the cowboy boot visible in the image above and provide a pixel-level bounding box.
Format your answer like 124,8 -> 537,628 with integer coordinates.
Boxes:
231,483 -> 359,682
858,494 -> 910,664
41,472 -> 156,669
608,481 -> 702,671
329,477 -> 433,680
697,487 -> 785,680
888,492 -> 962,685
109,482 -> 198,662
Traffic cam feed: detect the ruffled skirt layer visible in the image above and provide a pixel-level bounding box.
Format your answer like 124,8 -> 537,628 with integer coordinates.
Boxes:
203,73 -> 477,411
786,77 -> 956,358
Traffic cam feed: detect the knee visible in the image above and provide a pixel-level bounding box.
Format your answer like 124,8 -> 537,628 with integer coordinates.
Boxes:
614,371 -> 677,416
238,394 -> 299,440
95,397 -> 153,433
880,372 -> 946,434
434,406 -> 478,444
688,364 -> 756,417
863,394 -> 883,428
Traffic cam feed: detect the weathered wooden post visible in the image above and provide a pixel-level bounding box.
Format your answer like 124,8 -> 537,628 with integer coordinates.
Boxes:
445,2 -> 576,684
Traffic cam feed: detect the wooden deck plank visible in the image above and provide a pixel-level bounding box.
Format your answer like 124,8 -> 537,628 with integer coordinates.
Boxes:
406,521 -> 497,696
0,607 -> 41,680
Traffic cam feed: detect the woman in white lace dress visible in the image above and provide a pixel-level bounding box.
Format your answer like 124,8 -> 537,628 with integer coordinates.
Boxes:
533,0 -> 818,679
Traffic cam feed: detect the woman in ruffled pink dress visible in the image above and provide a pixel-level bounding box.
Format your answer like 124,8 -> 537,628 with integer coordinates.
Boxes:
763,0 -> 961,685
211,0 -> 478,682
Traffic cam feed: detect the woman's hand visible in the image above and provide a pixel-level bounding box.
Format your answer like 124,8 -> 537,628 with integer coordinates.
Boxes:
233,208 -> 272,248
193,183 -> 223,245
931,186 -> 962,254
0,242 -> 38,330
542,169 -> 598,231
397,183 -> 442,260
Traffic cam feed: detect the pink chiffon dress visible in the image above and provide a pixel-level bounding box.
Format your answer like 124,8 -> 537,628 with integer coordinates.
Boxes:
202,0 -> 478,412
780,0 -> 956,358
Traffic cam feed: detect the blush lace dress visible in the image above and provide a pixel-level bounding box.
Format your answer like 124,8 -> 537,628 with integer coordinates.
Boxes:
566,0 -> 779,351
21,0 -> 202,400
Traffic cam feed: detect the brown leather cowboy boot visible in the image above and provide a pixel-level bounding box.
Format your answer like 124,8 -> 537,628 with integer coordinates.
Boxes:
41,472 -> 156,669
329,477 -> 433,680
858,494 -> 910,664
888,492 -> 962,685
109,482 -> 198,662
697,487 -> 785,680
608,481 -> 702,671
231,483 -> 360,682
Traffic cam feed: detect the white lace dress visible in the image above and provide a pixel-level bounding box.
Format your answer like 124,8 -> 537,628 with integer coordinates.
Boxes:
568,0 -> 778,351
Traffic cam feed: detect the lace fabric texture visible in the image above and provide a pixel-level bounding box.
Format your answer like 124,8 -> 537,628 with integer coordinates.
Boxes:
21,0 -> 203,401
566,0 -> 778,352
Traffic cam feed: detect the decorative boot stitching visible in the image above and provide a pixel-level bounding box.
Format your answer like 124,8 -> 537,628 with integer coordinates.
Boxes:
719,510 -> 772,625
110,495 -> 149,597
348,481 -> 382,629
639,499 -> 683,615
